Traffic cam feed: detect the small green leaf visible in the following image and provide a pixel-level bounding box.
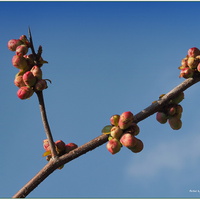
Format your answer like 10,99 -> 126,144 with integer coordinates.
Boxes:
42,151 -> 51,157
101,125 -> 113,134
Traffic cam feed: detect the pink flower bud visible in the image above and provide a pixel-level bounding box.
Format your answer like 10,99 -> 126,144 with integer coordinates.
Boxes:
110,114 -> 120,126
156,112 -> 168,124
35,79 -> 48,91
118,111 -> 134,130
179,67 -> 194,78
55,140 -> 66,153
7,39 -> 23,51
19,35 -> 31,47
23,71 -> 36,87
129,138 -> 144,153
16,44 -> 28,56
31,65 -> 42,79
106,138 -> 121,154
110,126 -> 123,139
120,133 -> 137,148
167,106 -> 176,116
125,123 -> 140,136
65,143 -> 78,153
168,117 -> 182,130
188,47 -> 200,57
12,55 -> 29,70
14,75 -> 26,87
17,86 -> 34,99
43,139 -> 51,151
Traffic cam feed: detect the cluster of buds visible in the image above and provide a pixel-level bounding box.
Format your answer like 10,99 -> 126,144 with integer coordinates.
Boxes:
179,47 -> 200,78
156,92 -> 184,130
43,139 -> 78,169
102,111 -> 143,155
8,35 -> 48,99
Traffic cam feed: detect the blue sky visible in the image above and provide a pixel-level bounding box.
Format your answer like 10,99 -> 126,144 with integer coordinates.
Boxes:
1,1 -> 200,198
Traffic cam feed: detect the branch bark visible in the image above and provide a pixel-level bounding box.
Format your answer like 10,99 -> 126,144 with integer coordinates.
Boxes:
12,74 -> 200,198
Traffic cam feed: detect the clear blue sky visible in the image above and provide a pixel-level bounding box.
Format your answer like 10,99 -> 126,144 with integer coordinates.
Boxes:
1,1 -> 200,198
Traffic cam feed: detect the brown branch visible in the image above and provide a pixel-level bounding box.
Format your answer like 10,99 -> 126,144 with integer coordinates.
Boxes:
36,91 -> 57,158
12,75 -> 200,198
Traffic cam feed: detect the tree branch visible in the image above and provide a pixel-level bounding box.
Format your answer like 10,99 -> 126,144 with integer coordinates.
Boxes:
36,91 -> 57,158
12,74 -> 200,198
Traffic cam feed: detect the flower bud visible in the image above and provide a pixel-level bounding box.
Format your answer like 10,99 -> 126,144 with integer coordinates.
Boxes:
171,92 -> 184,104
7,39 -> 23,51
168,117 -> 182,130
118,111 -> 134,130
120,133 -> 137,148
110,126 -> 123,139
167,106 -> 176,116
16,44 -> 29,56
24,54 -> 35,68
188,47 -> 200,57
181,58 -> 188,68
187,57 -> 198,69
31,65 -> 42,79
17,86 -> 34,99
55,140 -> 66,153
106,138 -> 121,154
35,79 -> 47,91
125,123 -> 140,136
43,139 -> 51,151
14,75 -> 26,87
19,35 -> 31,47
110,114 -> 120,126
12,55 -> 29,70
65,143 -> 78,153
156,112 -> 168,124
129,138 -> 144,153
23,71 -> 36,87
179,67 -> 194,78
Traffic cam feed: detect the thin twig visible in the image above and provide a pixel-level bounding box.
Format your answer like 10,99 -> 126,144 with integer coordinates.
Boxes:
28,28 -> 57,158
12,75 -> 200,198
36,91 -> 58,158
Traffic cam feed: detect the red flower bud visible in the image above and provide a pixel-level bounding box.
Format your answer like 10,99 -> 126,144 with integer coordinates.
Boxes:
120,133 -> 137,148
16,44 -> 28,56
65,143 -> 78,153
23,71 -> 36,87
12,55 -> 29,70
106,138 -> 121,154
35,79 -> 47,91
118,111 -> 134,130
31,65 -> 42,79
17,86 -> 34,99
55,140 -> 66,153
7,39 -> 23,51
179,67 -> 194,78
188,47 -> 200,57
14,75 -> 26,87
